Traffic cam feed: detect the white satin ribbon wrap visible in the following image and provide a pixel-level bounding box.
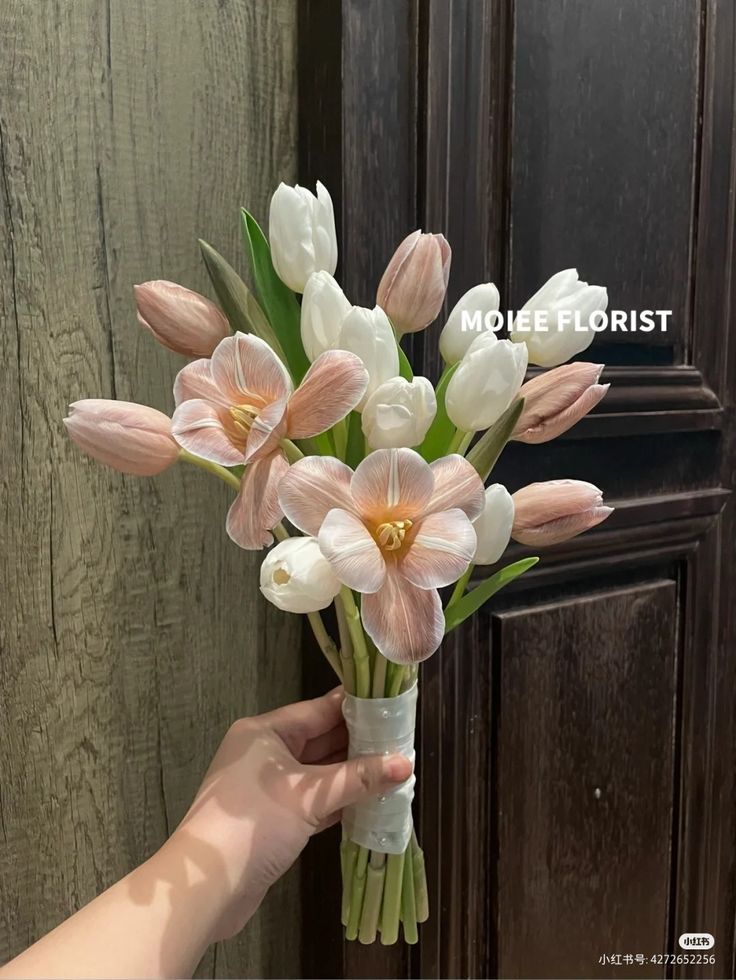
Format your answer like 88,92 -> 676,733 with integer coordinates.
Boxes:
341,683 -> 417,855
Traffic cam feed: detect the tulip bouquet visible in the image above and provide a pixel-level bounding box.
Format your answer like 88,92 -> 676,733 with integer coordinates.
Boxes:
64,180 -> 612,945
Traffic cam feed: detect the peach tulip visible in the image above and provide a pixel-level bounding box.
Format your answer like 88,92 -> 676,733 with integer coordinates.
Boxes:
376,231 -> 451,334
171,332 -> 368,549
135,280 -> 230,357
278,448 -> 485,663
511,479 -> 613,546
513,363 -> 609,443
64,400 -> 180,475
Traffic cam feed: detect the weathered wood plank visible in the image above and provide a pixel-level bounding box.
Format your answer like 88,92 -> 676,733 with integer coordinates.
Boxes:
0,2 -> 299,977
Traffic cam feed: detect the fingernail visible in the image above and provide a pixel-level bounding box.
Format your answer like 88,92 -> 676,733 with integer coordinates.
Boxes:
384,754 -> 411,781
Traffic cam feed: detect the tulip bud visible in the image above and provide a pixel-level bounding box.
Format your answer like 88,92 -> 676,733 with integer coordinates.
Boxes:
511,479 -> 613,547
376,230 -> 451,334
472,484 -> 515,564
335,305 -> 400,409
300,271 -> 352,361
361,376 -> 437,449
260,536 -> 341,613
134,281 -> 230,358
439,282 -> 501,364
64,400 -> 179,476
445,335 -> 528,432
509,268 -> 608,367
513,363 -> 609,444
268,181 -> 338,292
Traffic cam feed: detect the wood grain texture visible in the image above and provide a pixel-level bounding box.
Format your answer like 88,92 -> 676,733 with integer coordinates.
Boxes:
496,582 -> 679,979
0,2 -> 299,977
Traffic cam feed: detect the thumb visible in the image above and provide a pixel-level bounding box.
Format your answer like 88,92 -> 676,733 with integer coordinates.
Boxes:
307,753 -> 413,822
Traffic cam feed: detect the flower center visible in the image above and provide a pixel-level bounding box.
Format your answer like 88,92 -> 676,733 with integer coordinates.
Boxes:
375,519 -> 413,552
229,403 -> 259,436
273,567 -> 290,586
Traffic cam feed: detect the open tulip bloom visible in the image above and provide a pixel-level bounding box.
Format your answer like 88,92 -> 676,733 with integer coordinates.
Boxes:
64,179 -> 613,946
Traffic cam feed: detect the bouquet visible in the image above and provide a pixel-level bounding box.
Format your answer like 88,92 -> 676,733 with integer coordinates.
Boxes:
64,179 -> 612,945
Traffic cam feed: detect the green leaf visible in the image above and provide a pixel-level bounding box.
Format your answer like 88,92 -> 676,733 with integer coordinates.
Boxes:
198,239 -> 287,361
444,557 -> 539,633
417,362 -> 459,462
465,397 -> 524,481
345,411 -> 366,469
240,209 -> 311,381
397,344 -> 414,380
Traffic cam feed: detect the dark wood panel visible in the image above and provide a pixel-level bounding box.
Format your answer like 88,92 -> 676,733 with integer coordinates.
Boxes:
510,0 -> 701,357
496,581 -> 679,979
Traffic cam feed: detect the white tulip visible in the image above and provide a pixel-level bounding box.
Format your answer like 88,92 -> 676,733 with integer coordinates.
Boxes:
260,537 -> 341,614
301,271 -> 352,360
439,282 -> 501,364
339,305 -> 400,408
362,376 -> 437,449
509,268 -> 608,367
445,335 -> 528,431
268,181 -> 338,292
473,484 -> 514,564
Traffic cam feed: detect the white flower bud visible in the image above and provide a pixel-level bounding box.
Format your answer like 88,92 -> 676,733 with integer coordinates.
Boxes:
336,305 -> 400,409
268,181 -> 338,293
472,484 -> 514,564
445,335 -> 528,431
509,268 -> 608,367
439,282 -> 500,364
362,376 -> 437,449
260,537 -> 341,613
301,271 -> 352,361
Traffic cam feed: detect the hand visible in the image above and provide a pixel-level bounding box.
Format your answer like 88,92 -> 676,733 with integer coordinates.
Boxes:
0,688 -> 412,979
157,687 -> 413,943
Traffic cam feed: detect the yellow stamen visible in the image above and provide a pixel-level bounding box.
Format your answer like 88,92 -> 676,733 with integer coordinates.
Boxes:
229,403 -> 259,436
376,519 -> 413,552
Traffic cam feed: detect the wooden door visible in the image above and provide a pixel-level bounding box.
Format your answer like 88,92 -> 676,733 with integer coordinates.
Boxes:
299,2 -> 736,977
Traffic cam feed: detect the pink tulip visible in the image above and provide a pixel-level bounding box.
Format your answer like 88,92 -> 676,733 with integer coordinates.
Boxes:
135,280 -> 230,357
513,363 -> 609,444
64,400 -> 180,476
376,230 -> 451,334
278,448 -> 485,663
172,332 -> 368,550
511,480 -> 613,547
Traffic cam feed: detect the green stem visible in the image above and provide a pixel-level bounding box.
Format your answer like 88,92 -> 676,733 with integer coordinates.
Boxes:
411,831 -> 430,923
280,438 -> 304,463
401,842 -> 418,944
341,839 -> 359,926
447,562 -> 475,608
380,851 -> 405,945
306,612 -> 342,681
446,428 -> 468,455
178,449 -> 241,492
458,430 -> 475,455
346,845 -> 370,940
359,852 -> 386,944
372,654 -> 389,698
385,663 -> 406,698
339,588 -> 370,698
273,522 -> 289,543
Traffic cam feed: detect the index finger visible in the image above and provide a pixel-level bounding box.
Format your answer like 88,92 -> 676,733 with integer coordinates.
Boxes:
266,687 -> 345,755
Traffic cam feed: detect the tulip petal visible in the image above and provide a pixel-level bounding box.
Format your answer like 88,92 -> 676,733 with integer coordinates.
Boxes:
351,448 -> 434,523
512,506 -> 613,547
171,399 -> 244,466
226,451 -> 290,549
278,456 -> 356,535
362,567 -> 444,664
244,398 -> 289,463
401,509 -> 476,588
318,508 -> 386,593
287,350 -> 368,438
427,454 -> 485,519
516,383 -> 609,444
174,358 -> 230,407
211,332 -> 293,406
512,479 -> 604,528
